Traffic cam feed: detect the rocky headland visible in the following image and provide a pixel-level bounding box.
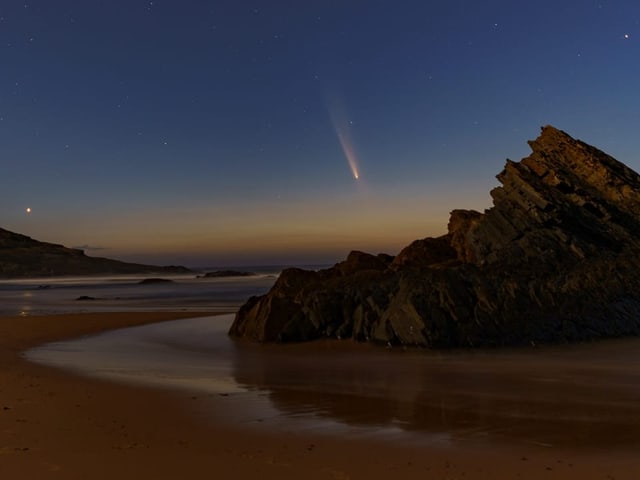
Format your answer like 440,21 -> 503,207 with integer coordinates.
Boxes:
230,126 -> 640,347
0,228 -> 190,278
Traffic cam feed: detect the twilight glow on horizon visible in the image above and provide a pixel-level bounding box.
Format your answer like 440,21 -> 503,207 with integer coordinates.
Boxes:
2,1 -> 640,267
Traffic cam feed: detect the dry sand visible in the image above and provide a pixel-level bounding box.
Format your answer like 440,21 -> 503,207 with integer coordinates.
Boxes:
1,312 -> 638,479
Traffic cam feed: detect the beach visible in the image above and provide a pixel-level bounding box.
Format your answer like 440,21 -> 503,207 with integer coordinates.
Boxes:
1,311 -> 639,479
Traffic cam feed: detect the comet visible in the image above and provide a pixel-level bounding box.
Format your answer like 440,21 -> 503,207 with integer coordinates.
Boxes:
327,95 -> 362,181
334,126 -> 360,180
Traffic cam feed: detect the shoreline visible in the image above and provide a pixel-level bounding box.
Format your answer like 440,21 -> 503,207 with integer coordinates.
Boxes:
1,312 -> 638,479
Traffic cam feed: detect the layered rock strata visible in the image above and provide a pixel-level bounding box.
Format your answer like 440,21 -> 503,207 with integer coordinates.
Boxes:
230,126 -> 640,347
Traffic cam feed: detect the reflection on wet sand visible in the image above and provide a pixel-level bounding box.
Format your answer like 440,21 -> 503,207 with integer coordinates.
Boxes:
230,337 -> 640,448
27,314 -> 640,450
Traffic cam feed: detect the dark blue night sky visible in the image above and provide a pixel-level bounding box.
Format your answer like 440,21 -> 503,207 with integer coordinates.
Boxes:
2,1 -> 640,266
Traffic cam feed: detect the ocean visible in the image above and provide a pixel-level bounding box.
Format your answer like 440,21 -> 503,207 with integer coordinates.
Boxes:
0,271 -> 279,316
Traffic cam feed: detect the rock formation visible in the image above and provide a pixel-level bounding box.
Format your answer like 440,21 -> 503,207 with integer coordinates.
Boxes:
229,126 -> 640,347
201,270 -> 256,278
138,278 -> 175,284
0,228 -> 190,278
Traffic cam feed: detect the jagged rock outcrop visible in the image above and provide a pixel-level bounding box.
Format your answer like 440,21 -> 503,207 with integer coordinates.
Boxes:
0,228 -> 191,278
229,126 -> 640,347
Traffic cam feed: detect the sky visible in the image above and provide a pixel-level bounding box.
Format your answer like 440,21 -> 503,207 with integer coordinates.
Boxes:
2,0 -> 640,267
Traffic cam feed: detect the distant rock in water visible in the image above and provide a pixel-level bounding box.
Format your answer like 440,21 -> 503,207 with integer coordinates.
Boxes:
75,295 -> 96,301
230,126 -> 640,347
0,229 -> 191,278
138,278 -> 174,285
201,270 -> 256,278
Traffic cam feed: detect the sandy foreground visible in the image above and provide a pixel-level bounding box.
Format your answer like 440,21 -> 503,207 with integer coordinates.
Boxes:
1,312 -> 638,480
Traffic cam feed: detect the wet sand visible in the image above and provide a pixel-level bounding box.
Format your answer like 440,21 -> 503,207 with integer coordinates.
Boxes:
1,312 -> 639,479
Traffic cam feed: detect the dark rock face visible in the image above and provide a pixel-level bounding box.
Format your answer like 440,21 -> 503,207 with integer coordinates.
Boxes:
0,229 -> 191,278
229,126 -> 640,347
